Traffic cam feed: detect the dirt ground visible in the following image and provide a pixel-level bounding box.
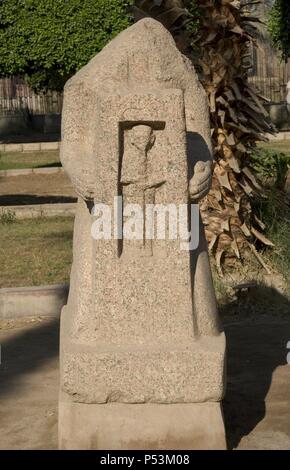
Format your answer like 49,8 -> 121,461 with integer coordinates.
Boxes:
0,173 -> 76,206
0,312 -> 290,450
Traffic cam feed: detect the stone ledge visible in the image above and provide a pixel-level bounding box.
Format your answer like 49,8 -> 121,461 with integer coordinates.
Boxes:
0,167 -> 64,177
0,284 -> 68,319
0,202 -> 76,219
0,141 -> 60,152
266,131 -> 290,141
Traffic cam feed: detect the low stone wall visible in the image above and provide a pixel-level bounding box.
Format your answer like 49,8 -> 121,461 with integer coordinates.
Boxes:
0,141 -> 60,152
266,131 -> 290,141
0,167 -> 63,177
0,284 -> 68,319
0,202 -> 76,219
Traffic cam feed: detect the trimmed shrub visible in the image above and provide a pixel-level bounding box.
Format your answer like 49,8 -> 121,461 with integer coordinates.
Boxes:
0,0 -> 133,91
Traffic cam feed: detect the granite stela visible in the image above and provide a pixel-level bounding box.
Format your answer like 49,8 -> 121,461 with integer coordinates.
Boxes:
59,19 -> 226,450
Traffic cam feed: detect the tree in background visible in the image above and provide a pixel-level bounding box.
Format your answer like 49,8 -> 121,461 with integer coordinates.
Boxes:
0,0 -> 132,91
133,0 -> 275,271
268,0 -> 290,59
0,0 -> 277,270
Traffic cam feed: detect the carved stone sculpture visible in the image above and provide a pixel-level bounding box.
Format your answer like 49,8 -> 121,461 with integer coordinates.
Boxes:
59,18 -> 226,450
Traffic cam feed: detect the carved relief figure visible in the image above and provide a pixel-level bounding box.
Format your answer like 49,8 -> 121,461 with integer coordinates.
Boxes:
120,124 -> 166,255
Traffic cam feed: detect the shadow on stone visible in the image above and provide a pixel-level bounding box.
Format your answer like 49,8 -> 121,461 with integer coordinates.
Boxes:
186,131 -> 212,180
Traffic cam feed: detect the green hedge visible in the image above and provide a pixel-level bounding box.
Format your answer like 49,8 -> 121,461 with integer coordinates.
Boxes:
0,0 -> 133,91
268,0 -> 290,59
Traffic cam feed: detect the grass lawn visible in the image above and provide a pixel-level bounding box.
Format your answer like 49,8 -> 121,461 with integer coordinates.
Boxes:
0,143 -> 288,171
0,217 -> 73,288
0,151 -> 60,171
0,140 -> 289,296
258,140 -> 290,155
0,212 -> 289,318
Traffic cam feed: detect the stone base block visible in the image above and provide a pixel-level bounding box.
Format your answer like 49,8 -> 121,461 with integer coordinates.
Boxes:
60,334 -> 226,404
59,400 -> 226,450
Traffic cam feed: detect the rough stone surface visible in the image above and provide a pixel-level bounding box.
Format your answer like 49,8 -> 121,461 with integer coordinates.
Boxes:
62,334 -> 225,404
59,18 -> 226,449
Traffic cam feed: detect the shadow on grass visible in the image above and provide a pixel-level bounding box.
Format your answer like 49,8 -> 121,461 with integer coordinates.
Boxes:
222,283 -> 290,449
35,162 -> 62,168
43,229 -> 74,241
0,195 -> 77,205
0,134 -> 60,144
